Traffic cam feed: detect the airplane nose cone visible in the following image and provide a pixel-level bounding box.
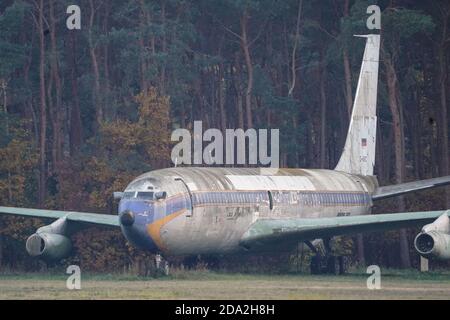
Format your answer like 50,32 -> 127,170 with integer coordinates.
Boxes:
119,210 -> 135,226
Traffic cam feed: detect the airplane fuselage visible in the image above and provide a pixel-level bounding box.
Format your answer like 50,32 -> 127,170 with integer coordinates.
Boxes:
118,167 -> 378,256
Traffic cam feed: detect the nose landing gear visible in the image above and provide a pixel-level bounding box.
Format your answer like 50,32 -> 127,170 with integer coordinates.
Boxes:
155,253 -> 170,275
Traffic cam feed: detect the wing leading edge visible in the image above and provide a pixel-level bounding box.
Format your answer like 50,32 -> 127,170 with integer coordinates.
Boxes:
0,206 -> 119,227
240,210 -> 450,250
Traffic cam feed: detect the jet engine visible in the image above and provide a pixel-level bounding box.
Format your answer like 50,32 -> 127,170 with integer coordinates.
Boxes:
414,213 -> 450,260
26,232 -> 72,260
25,217 -> 73,261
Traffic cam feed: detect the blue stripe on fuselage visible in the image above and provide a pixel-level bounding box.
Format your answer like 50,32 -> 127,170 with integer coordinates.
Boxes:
118,195 -> 190,252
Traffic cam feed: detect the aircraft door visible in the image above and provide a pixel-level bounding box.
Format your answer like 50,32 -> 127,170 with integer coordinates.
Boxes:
174,177 -> 193,217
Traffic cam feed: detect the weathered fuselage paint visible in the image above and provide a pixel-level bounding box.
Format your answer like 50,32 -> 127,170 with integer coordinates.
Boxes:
119,167 -> 378,255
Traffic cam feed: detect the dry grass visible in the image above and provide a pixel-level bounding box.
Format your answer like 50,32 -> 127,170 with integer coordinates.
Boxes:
0,270 -> 449,300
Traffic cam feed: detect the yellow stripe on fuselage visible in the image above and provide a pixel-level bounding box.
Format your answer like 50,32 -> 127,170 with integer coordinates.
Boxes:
147,209 -> 186,252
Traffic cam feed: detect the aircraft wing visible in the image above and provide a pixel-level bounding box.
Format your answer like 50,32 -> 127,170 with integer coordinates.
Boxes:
240,210 -> 450,250
0,206 -> 119,227
372,176 -> 450,200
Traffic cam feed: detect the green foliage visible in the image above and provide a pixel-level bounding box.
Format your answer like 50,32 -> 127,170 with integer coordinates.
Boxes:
0,1 -> 28,78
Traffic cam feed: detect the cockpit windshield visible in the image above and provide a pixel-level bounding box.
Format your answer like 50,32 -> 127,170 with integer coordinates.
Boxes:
122,191 -> 155,200
136,192 -> 154,200
123,191 -> 136,199
122,177 -> 165,201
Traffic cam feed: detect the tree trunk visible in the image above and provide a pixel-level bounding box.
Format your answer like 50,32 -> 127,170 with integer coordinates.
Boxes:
1,80 -> 12,203
319,49 -> 327,168
69,32 -> 82,155
437,15 -> 449,207
49,0 -> 63,171
219,62 -> 227,133
234,54 -> 245,129
240,10 -> 253,129
38,0 -> 47,207
103,1 -> 111,119
288,0 -> 303,97
384,53 -> 411,269
139,0 -> 149,92
88,0 -> 102,127
343,49 -> 353,117
342,0 -> 353,117
160,0 -> 167,94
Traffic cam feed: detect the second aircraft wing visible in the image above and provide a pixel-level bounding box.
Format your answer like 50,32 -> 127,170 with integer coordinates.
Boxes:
239,210 -> 450,251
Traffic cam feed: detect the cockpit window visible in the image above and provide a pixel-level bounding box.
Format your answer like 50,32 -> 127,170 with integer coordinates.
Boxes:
123,191 -> 136,199
136,191 -> 154,200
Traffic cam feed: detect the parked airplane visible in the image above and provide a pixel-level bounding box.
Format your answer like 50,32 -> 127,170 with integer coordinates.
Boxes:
1,34 -> 449,273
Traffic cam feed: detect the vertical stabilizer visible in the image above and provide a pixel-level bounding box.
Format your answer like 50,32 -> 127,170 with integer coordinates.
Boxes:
335,34 -> 380,176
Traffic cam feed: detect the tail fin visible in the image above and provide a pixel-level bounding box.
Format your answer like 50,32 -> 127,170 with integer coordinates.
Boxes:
335,34 -> 380,176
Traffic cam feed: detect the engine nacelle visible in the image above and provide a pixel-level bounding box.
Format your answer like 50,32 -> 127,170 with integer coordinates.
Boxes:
414,231 -> 450,260
25,216 -> 73,261
26,232 -> 72,261
414,213 -> 450,260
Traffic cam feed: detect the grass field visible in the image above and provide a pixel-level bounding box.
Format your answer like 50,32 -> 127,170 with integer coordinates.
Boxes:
0,269 -> 449,300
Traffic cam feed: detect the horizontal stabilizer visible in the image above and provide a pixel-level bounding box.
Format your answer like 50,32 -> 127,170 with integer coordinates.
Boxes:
372,176 -> 450,200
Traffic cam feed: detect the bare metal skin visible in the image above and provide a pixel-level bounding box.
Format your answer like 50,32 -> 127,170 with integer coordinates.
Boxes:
120,167 -> 378,255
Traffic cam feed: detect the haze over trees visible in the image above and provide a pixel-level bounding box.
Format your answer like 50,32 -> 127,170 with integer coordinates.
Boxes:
0,0 -> 448,272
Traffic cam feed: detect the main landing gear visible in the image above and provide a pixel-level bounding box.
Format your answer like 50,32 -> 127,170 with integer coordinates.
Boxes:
305,238 -> 346,275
